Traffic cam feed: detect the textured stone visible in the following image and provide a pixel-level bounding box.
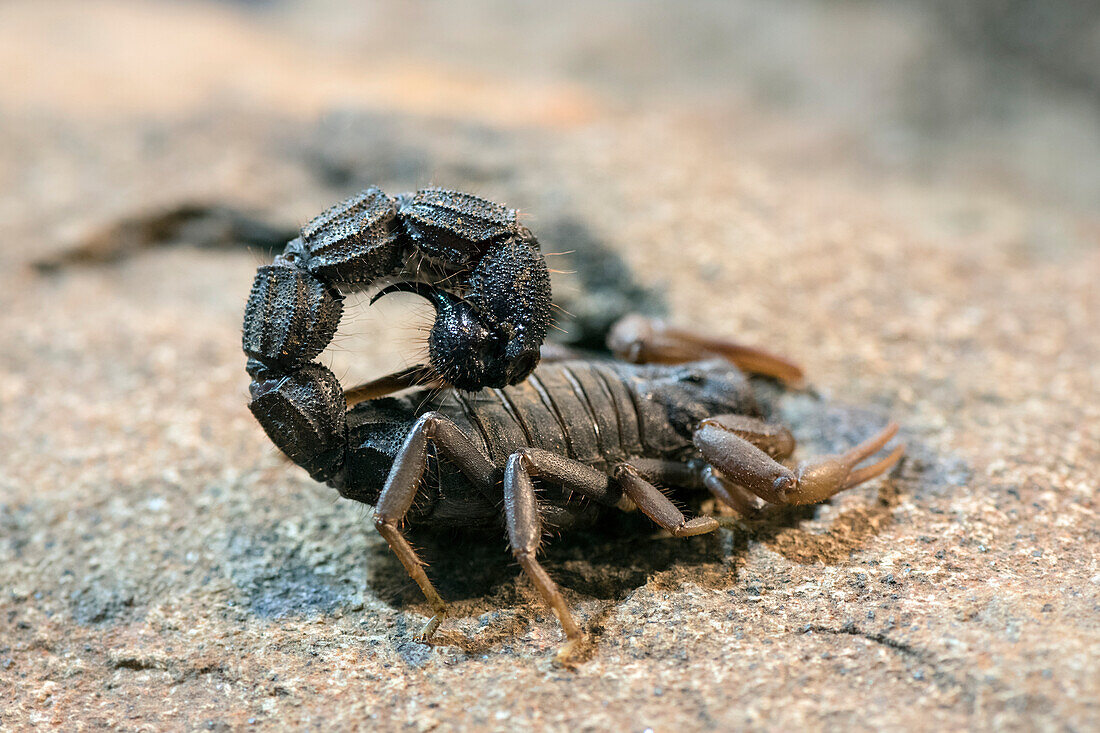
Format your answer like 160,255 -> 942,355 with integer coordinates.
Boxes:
0,1 -> 1097,730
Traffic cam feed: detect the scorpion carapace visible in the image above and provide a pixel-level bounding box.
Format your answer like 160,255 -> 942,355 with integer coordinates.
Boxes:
242,187 -> 552,481
250,312 -> 904,663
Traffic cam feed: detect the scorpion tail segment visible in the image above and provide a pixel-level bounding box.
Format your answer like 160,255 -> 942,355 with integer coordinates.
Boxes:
242,260 -> 344,372
248,363 -> 348,484
370,282 -> 495,390
397,187 -> 522,267
468,238 -> 552,385
608,315 -> 805,387
371,255 -> 551,392
297,187 -> 403,285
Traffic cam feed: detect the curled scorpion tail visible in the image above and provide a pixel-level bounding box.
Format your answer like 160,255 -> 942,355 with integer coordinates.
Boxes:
242,255 -> 349,486
241,188 -> 410,485
241,186 -> 554,484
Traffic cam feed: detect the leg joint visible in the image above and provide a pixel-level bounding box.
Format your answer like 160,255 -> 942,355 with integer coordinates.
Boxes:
411,410 -> 445,436
509,448 -> 539,474
612,463 -> 638,482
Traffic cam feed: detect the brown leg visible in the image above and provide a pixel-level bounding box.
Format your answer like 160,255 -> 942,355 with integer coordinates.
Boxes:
344,364 -> 442,407
690,416 -> 795,516
694,416 -> 904,507
503,449 -> 613,664
613,464 -> 719,537
627,457 -> 703,490
618,458 -> 764,519
373,412 -> 496,639
697,414 -> 797,459
701,466 -> 763,518
607,314 -> 805,386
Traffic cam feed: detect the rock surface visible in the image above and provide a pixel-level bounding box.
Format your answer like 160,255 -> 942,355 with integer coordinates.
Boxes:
1,1 -> 1097,730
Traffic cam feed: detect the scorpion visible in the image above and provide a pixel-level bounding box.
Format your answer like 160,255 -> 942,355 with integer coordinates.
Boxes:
242,189 -> 905,663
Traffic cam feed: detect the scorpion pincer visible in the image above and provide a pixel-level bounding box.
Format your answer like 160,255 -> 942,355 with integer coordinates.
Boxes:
241,187 -> 552,484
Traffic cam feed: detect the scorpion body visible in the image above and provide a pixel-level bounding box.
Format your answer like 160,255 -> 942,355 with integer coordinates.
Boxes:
255,320 -> 903,662
242,190 -> 904,663
338,358 -> 760,528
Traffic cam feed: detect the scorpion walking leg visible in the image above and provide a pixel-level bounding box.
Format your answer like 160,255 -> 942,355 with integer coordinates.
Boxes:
694,417 -> 904,507
374,412 -> 496,640
503,449 -> 614,663
613,464 -> 719,537
700,467 -> 765,518
626,458 -> 703,490
343,365 -> 441,407
607,314 -> 805,386
618,458 -> 767,520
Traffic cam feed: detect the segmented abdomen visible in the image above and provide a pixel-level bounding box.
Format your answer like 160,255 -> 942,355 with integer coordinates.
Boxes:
421,362 -> 661,469
424,359 -> 759,470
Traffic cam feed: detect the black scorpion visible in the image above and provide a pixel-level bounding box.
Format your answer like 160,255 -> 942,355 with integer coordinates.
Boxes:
246,220 -> 905,663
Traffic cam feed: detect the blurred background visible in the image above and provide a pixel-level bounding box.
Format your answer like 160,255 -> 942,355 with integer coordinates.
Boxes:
5,1 -> 1100,210
4,0 -> 1098,379
1,1 -> 1097,729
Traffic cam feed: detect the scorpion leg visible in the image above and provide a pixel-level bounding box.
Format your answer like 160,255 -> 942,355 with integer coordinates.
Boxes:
694,417 -> 904,507
613,464 -> 719,537
374,412 -> 496,640
603,458 -> 756,523
343,365 -> 442,407
607,314 -> 805,386
503,449 -> 616,663
700,467 -> 765,518
625,458 -> 766,518
627,458 -> 703,490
